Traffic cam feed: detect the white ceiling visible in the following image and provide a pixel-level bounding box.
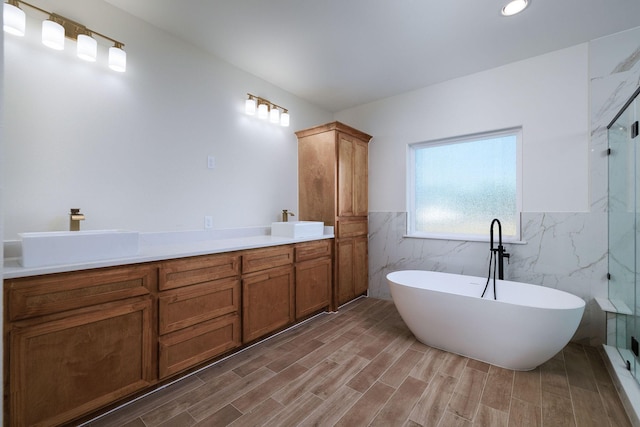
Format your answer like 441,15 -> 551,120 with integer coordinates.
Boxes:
104,0 -> 640,112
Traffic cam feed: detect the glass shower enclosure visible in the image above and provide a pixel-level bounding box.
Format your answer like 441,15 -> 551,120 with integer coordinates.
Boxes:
608,86 -> 640,380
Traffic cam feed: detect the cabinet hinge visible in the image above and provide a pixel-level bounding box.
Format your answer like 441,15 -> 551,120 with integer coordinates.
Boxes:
632,121 -> 639,139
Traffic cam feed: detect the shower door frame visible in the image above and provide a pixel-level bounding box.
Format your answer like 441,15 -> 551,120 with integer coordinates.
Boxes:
608,85 -> 640,380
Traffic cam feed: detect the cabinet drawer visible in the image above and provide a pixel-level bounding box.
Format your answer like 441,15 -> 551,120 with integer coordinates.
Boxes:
337,219 -> 368,238
159,253 -> 240,291
295,239 -> 332,262
159,278 -> 240,335
242,245 -> 293,274
158,314 -> 241,379
7,264 -> 155,321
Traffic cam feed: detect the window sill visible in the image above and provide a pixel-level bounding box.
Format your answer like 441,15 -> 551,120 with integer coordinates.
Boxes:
402,233 -> 527,245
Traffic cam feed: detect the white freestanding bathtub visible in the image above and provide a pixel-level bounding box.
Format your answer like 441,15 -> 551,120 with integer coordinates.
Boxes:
386,270 -> 585,371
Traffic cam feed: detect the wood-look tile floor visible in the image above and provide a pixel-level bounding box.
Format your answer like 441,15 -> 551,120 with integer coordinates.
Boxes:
87,297 -> 631,427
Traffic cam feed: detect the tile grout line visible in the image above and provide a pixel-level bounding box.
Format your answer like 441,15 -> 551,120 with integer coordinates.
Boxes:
504,366 -> 517,425
566,348 -> 580,427
538,365 -> 543,426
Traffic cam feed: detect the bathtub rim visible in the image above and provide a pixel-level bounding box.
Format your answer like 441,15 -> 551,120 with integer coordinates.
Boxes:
386,269 -> 586,311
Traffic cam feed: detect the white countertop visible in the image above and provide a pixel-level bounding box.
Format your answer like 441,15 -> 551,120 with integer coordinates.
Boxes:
3,226 -> 334,279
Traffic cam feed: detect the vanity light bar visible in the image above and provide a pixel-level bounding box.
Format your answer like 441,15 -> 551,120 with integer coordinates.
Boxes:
3,0 -> 127,72
245,93 -> 290,127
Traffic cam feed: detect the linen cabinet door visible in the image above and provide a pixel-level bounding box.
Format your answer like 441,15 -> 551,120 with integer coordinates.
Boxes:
338,134 -> 356,217
336,238 -> 356,306
353,137 -> 369,216
337,133 -> 368,218
353,236 -> 369,297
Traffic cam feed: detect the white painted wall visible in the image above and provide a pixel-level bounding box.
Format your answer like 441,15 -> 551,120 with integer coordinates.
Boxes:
3,0 -> 332,239
336,44 -> 590,214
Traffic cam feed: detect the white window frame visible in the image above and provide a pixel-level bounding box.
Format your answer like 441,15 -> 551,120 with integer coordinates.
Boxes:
406,127 -> 523,242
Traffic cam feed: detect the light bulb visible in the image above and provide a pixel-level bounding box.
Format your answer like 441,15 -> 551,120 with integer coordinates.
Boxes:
269,107 -> 280,123
77,34 -> 97,62
280,111 -> 290,127
245,97 -> 257,115
257,103 -> 268,120
109,45 -> 127,72
3,2 -> 25,36
42,19 -> 65,50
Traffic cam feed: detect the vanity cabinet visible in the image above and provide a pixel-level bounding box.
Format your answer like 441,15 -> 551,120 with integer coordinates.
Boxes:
242,246 -> 295,343
4,264 -> 157,427
157,254 -> 241,379
296,122 -> 372,308
3,237 -> 333,425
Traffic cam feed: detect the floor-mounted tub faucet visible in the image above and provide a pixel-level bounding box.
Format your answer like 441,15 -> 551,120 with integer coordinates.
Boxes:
490,218 -> 510,280
482,218 -> 510,299
70,208 -> 85,231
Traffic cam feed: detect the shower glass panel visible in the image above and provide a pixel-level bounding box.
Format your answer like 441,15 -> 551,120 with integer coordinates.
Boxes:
608,86 -> 640,381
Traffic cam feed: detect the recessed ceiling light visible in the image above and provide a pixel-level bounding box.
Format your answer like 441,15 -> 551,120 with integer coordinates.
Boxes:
501,0 -> 529,16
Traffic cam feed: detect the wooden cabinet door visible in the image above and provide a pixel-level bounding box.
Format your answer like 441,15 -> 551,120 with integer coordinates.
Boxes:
297,130 -> 337,224
336,239 -> 355,306
338,134 -> 355,217
353,138 -> 368,216
336,236 -> 368,306
9,297 -> 155,427
353,236 -> 369,297
242,266 -> 294,343
338,133 -> 368,217
295,257 -> 331,319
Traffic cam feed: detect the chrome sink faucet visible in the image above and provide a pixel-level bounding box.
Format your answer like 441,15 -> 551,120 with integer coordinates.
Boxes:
282,209 -> 295,222
70,208 -> 85,231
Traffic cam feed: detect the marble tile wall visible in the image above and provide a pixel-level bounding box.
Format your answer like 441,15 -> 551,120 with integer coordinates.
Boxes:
367,26 -> 640,347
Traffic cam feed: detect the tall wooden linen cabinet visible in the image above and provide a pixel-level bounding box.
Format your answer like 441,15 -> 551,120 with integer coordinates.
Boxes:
295,122 -> 372,309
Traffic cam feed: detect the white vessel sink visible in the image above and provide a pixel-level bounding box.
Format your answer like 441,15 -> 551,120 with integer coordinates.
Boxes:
19,230 -> 140,267
271,221 -> 324,238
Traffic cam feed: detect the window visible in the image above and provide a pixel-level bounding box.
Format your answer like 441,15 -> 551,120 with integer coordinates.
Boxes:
407,128 -> 521,241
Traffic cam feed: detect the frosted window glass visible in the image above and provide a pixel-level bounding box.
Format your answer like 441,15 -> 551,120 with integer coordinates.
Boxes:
412,133 -> 518,237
